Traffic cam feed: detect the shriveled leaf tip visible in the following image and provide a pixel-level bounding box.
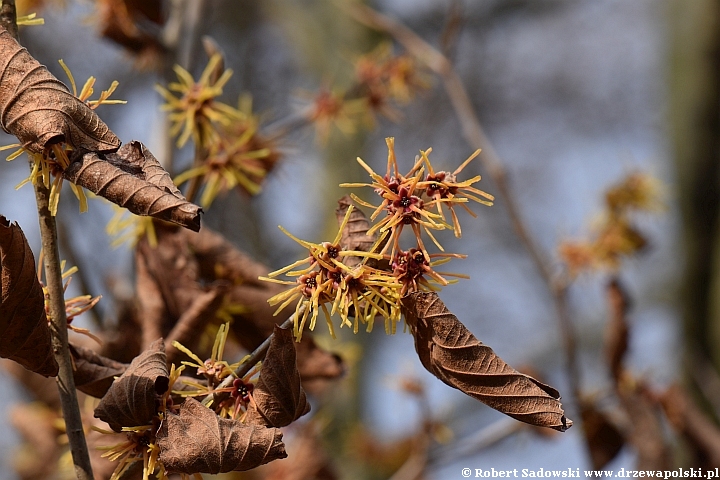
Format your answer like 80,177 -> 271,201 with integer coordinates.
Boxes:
401,291 -> 572,432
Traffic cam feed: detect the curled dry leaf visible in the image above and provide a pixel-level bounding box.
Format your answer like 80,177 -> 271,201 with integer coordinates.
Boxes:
134,223 -> 205,349
336,195 -> 376,267
68,343 -> 128,398
0,216 -> 58,377
401,292 -> 571,432
580,400 -> 624,470
158,397 -> 286,474
94,338 -> 169,431
244,325 -> 311,428
605,277 -> 629,383
184,226 -> 270,287
64,141 -> 202,231
0,27 -> 120,154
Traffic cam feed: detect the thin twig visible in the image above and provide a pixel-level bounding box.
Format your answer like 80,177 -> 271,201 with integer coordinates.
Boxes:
35,158 -> 95,480
201,312 -> 298,407
346,4 -> 581,402
3,3 -> 94,478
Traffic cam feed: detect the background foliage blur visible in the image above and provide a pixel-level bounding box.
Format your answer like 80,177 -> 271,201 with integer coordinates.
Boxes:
2,0 -> 715,477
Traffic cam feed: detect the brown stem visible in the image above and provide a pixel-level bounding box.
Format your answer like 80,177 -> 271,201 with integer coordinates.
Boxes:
3,3 -> 93,477
34,181 -> 94,480
346,4 -> 581,401
201,312 -> 298,407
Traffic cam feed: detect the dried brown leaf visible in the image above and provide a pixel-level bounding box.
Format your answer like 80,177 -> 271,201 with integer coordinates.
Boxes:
0,27 -> 120,154
228,283 -> 290,348
580,400 -> 624,470
134,223 -> 206,350
0,216 -> 58,377
401,292 -> 572,432
94,338 -> 169,431
606,278 -> 629,383
158,397 -> 286,473
64,141 -> 202,231
69,343 -> 128,398
245,325 -> 311,428
336,196 -> 376,268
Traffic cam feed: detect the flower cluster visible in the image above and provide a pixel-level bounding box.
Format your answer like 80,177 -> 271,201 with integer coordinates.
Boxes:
342,137 -> 494,258
302,44 -> 429,142
260,207 -> 400,338
559,172 -> 662,275
158,56 -> 281,206
261,138 -> 492,339
354,43 -> 430,122
172,323 -> 260,421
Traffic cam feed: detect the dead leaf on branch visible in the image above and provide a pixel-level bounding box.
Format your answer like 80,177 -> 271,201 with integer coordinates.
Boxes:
94,338 -> 168,431
69,343 -> 127,398
157,397 -> 286,474
0,215 -> 58,377
164,286 -> 228,365
605,277 -> 629,383
244,325 -> 311,428
580,400 -> 624,470
336,195 -> 377,268
64,141 -> 202,231
0,26 -> 120,154
401,292 -> 572,432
